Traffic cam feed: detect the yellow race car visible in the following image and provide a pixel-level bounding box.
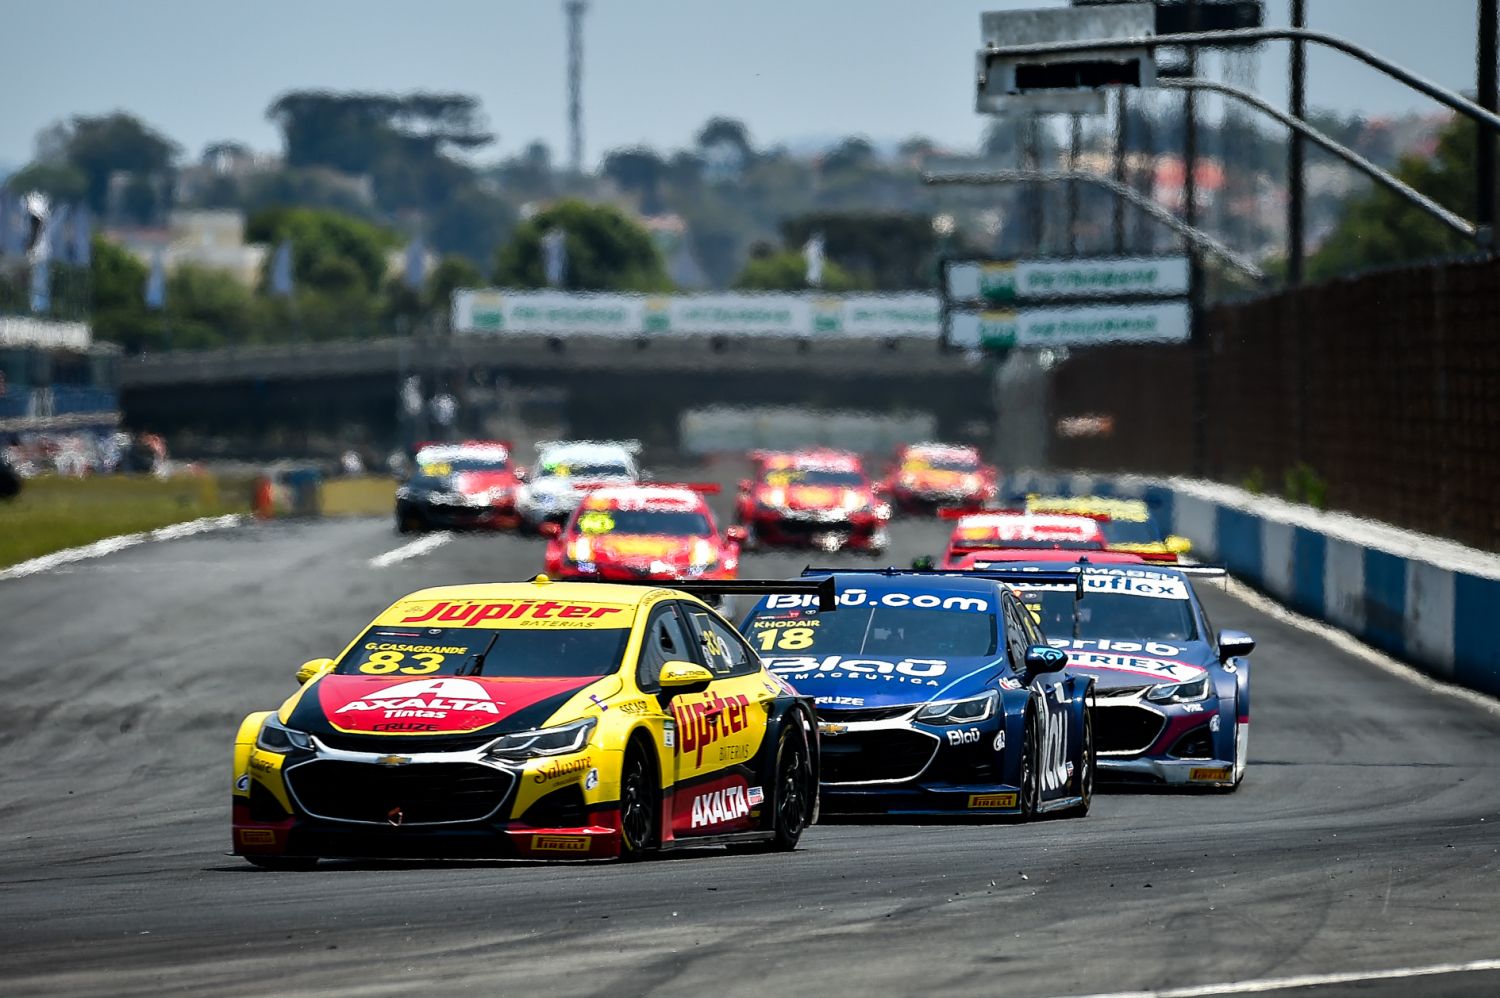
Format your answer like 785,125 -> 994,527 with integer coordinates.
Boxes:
1024,495 -> 1191,563
231,576 -> 827,867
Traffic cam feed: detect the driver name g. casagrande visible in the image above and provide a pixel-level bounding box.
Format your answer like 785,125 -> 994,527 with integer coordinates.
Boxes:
232,577 -> 820,867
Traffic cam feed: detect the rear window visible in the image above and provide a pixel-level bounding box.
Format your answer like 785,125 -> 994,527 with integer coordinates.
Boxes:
336,625 -> 630,679
1097,519 -> 1165,544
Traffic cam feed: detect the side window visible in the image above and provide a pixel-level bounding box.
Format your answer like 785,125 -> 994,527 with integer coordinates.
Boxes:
638,603 -> 695,692
1001,597 -> 1031,672
685,608 -> 758,678
1018,596 -> 1047,647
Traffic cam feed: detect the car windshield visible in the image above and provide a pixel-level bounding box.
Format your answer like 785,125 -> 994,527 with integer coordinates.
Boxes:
743,602 -> 997,658
952,538 -> 1105,551
335,625 -> 629,678
908,455 -> 978,472
577,508 -> 712,536
766,468 -> 864,487
1097,519 -> 1165,544
539,461 -> 632,479
1015,589 -> 1199,643
407,474 -> 450,490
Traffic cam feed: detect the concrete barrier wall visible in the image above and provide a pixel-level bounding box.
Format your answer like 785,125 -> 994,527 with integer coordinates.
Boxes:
1006,472 -> 1500,699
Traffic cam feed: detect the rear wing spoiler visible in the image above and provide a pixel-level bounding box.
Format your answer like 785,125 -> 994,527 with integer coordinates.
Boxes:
798,566 -> 1084,598
534,439 -> 643,456
576,576 -> 837,612
575,481 -> 720,495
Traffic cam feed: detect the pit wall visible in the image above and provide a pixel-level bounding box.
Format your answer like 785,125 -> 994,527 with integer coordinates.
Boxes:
1005,472 -> 1500,699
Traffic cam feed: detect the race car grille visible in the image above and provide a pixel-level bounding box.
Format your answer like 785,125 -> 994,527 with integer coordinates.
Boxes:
1094,705 -> 1166,756
1095,685 -> 1152,701
285,761 -> 512,826
820,731 -> 938,785
816,705 -> 914,723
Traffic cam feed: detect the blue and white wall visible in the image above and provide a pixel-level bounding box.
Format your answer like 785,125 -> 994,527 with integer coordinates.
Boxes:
1008,472 -> 1500,699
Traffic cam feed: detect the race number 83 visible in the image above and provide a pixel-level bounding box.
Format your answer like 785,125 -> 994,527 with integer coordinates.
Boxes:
358,651 -> 445,675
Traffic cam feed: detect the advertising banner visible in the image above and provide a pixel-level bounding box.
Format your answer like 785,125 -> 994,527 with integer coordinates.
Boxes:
947,302 -> 1191,350
946,256 -> 1189,305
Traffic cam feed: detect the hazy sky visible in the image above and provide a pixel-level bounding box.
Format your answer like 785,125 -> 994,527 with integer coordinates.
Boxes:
0,0 -> 1486,169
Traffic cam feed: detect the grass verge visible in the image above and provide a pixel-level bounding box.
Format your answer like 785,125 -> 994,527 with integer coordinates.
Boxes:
0,475 -> 248,569
322,476 -> 396,517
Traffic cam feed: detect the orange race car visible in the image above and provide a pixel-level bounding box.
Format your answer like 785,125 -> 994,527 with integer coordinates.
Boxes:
881,443 -> 998,516
544,484 -> 744,582
733,449 -> 890,555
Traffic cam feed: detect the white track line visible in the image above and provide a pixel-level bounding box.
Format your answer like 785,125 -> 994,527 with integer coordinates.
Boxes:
0,514 -> 244,582
1220,577 -> 1500,717
369,532 -> 452,568
1058,956 -> 1500,998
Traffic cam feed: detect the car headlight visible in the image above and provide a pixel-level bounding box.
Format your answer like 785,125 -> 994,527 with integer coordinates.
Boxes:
689,538 -> 718,570
568,536 -> 594,564
1145,675 -> 1211,704
484,717 -> 596,761
916,689 -> 998,725
256,715 -> 313,753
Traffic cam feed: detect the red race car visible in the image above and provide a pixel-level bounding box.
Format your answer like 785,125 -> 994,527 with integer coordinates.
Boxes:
395,441 -> 526,532
734,449 -> 890,555
936,511 -> 1106,569
543,483 -> 743,582
881,442 -> 998,515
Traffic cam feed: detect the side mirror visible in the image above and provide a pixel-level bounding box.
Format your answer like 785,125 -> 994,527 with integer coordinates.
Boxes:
540,521 -> 563,538
737,479 -> 753,494
659,661 -> 715,691
911,555 -> 935,571
1166,534 -> 1192,555
1023,644 -> 1068,674
725,524 -> 747,544
514,466 -> 529,483
295,657 -> 334,686
1218,630 -> 1255,662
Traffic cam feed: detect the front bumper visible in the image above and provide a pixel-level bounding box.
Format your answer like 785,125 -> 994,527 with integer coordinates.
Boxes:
1097,756 -> 1236,788
233,740 -> 623,860
815,715 -> 1018,815
401,499 -> 517,530
555,562 -> 733,582
1092,692 -> 1239,788
746,510 -> 888,551
890,486 -> 987,514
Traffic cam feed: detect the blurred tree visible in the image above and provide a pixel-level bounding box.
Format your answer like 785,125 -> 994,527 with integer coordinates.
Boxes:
427,254 -> 483,311
427,185 -> 517,266
492,199 -> 669,292
4,161 -> 88,203
781,212 -> 940,290
47,113 -> 180,217
1308,116 -> 1475,280
695,118 -> 755,164
603,147 -> 668,214
732,247 -> 861,291
247,206 -> 399,295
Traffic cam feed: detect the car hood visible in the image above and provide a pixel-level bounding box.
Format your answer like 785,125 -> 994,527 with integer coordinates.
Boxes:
762,653 -> 1001,710
901,469 -> 974,490
454,470 -> 515,493
291,674 -> 607,737
589,534 -> 703,564
1049,638 -> 1213,690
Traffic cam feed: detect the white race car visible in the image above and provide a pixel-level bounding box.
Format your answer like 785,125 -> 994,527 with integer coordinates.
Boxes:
514,440 -> 641,532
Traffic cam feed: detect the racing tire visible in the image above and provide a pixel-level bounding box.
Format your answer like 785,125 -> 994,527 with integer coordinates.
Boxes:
730,726 -> 815,854
617,739 -> 658,861
1059,708 -> 1095,818
245,855 -> 319,871
1212,692 -> 1247,794
1019,710 -> 1041,820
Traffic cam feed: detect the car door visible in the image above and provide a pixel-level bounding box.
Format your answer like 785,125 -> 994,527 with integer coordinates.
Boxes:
671,604 -> 775,837
1006,593 -> 1072,800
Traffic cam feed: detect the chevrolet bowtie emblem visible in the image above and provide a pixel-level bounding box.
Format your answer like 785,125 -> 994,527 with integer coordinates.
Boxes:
819,723 -> 849,737
377,755 -> 412,767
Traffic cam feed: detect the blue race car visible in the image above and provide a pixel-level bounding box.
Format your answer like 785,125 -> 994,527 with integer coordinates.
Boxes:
739,570 -> 1095,819
994,560 -> 1254,790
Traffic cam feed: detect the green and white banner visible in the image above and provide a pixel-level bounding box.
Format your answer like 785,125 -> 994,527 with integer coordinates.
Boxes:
946,256 -> 1189,305
452,290 -> 943,338
947,302 -> 1191,350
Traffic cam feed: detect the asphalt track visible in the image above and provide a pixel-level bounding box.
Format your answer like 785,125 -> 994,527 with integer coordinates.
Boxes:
3,510 -> 1500,997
